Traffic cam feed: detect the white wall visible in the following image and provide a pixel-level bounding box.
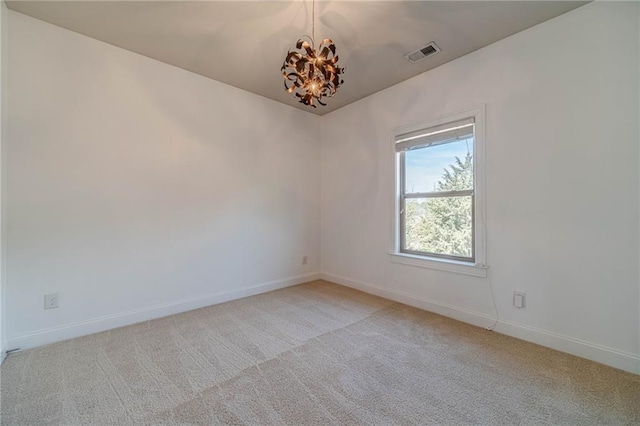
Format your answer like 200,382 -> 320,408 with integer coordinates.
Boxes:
321,2 -> 640,374
5,11 -> 321,350
0,0 -> 7,363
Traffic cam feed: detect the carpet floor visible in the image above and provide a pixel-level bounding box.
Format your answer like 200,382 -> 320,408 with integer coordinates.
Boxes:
1,280 -> 639,425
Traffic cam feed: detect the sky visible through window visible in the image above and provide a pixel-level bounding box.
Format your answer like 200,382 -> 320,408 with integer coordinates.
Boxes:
405,137 -> 473,193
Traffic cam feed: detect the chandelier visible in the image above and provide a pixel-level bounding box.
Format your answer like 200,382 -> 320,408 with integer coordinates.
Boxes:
281,0 -> 344,107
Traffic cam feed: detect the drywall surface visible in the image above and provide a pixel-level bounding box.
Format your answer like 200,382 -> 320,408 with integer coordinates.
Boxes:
5,11 -> 321,349
0,0 -> 6,362
321,2 -> 640,373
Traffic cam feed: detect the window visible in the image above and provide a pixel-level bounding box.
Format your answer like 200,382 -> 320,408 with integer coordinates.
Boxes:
392,107 -> 485,276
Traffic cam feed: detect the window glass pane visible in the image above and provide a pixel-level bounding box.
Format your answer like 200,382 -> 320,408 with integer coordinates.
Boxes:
404,137 -> 473,194
404,196 -> 473,259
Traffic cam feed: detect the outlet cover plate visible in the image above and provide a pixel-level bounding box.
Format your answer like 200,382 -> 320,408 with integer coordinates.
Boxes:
44,293 -> 59,309
513,291 -> 526,309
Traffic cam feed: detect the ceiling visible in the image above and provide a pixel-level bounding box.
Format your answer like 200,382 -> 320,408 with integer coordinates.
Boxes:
7,1 -> 589,115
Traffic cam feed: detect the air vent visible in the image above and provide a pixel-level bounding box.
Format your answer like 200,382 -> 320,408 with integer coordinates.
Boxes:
404,42 -> 441,63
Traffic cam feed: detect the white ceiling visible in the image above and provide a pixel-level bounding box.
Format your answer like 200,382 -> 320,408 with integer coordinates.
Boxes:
7,1 -> 589,115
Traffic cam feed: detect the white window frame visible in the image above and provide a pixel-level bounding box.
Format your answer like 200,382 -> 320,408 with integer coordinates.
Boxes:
390,106 -> 487,278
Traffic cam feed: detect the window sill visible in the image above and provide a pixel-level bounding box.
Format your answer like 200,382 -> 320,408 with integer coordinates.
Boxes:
389,253 -> 487,277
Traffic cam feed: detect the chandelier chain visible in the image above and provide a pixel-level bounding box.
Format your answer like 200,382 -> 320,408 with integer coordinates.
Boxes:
312,0 -> 315,42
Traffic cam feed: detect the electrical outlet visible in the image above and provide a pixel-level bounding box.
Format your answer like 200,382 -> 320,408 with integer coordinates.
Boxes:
513,291 -> 525,309
302,256 -> 308,265
44,293 -> 59,309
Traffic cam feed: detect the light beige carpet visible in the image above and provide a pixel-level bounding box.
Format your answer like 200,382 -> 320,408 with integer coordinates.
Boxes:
1,280 -> 639,425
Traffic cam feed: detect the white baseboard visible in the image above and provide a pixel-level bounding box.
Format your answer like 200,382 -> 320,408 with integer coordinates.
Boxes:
321,272 -> 640,375
7,272 -> 321,352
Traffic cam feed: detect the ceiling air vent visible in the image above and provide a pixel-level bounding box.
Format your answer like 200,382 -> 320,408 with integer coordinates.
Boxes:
404,42 -> 441,63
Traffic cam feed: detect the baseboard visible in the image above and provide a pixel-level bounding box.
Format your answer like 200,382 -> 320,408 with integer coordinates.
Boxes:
321,272 -> 640,375
7,272 -> 321,352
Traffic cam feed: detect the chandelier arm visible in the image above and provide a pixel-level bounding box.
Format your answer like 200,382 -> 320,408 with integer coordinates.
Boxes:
295,35 -> 314,49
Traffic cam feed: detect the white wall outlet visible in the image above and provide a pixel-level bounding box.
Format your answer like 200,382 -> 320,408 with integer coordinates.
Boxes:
44,293 -> 59,309
513,291 -> 526,309
302,256 -> 308,265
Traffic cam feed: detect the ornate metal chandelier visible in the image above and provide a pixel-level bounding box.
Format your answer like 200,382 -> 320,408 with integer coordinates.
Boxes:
281,0 -> 344,108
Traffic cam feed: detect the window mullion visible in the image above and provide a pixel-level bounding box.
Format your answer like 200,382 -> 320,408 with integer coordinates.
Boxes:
404,189 -> 473,199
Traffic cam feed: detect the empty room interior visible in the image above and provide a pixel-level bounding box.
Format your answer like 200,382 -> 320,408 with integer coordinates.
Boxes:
0,0 -> 639,424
